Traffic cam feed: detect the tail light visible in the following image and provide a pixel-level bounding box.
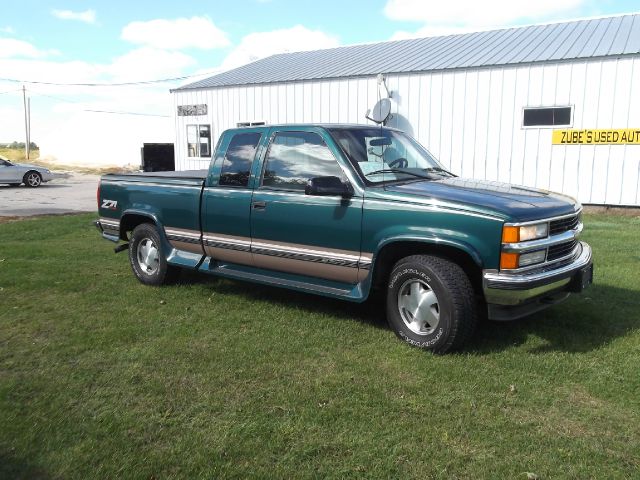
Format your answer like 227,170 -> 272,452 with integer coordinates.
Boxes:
97,182 -> 101,208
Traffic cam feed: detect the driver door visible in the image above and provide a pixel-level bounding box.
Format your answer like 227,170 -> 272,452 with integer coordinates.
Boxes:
250,127 -> 364,284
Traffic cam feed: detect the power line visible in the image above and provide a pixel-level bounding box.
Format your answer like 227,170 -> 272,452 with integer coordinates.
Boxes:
84,109 -> 170,118
28,91 -> 83,104
0,88 -> 23,95
27,88 -> 171,118
0,70 -> 219,87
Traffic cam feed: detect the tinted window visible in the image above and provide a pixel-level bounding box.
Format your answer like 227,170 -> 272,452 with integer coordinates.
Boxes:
219,132 -> 262,187
523,107 -> 572,127
262,131 -> 344,191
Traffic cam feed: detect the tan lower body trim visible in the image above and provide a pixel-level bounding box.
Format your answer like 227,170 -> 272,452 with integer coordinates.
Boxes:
202,232 -> 253,265
173,229 -> 374,284
252,253 -> 358,283
164,227 -> 204,255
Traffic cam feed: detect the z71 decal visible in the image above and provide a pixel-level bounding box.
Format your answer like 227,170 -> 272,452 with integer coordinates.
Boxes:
101,199 -> 118,210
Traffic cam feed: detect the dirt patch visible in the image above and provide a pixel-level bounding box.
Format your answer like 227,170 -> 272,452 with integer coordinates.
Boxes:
24,158 -> 137,176
0,212 -> 90,224
584,205 -> 640,217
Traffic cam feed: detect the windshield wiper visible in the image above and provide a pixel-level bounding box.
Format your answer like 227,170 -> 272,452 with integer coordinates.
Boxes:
423,167 -> 455,177
364,169 -> 432,180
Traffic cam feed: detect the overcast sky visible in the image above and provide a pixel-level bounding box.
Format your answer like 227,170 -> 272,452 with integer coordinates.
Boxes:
0,0 -> 637,165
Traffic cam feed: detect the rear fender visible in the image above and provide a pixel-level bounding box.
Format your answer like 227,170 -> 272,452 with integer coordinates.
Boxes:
120,209 -> 203,269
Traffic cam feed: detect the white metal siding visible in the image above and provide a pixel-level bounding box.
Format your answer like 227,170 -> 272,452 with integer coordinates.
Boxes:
173,56 -> 640,205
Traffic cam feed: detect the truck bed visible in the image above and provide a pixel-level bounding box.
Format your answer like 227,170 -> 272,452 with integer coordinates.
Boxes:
99,170 -> 207,248
104,169 -> 208,180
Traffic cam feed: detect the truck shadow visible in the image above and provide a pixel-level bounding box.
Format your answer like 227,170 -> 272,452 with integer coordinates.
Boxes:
183,271 -> 638,354
0,451 -> 53,480
470,283 -> 639,354
179,270 -> 389,330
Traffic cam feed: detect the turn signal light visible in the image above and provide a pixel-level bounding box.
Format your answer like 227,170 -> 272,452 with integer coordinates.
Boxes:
502,226 -> 520,243
500,252 -> 519,270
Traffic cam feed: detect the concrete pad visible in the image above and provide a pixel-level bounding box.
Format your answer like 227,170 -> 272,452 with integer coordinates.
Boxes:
0,173 -> 100,216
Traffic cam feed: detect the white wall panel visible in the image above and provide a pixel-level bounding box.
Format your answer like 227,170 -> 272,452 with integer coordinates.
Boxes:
428,73 -> 443,159
462,70 -> 479,179
173,56 -> 640,205
621,57 -> 640,204
484,68 -> 503,181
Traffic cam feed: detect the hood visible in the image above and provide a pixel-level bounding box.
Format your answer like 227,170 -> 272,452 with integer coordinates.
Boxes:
384,177 -> 579,222
15,163 -> 49,171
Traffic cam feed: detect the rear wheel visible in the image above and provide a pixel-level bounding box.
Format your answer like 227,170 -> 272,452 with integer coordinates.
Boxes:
386,254 -> 477,354
24,171 -> 42,188
129,223 -> 179,285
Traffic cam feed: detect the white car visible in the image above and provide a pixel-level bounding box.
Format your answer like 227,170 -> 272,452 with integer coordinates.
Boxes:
0,155 -> 54,187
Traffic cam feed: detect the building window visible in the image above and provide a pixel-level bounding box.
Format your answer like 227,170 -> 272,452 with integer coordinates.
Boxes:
237,121 -> 266,127
187,124 -> 211,157
261,131 -> 345,191
219,132 -> 262,187
523,106 -> 572,127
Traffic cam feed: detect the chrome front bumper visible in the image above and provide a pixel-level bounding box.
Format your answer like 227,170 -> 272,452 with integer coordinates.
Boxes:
483,241 -> 593,320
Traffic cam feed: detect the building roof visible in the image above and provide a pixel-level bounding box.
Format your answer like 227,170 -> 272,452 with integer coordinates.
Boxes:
176,14 -> 640,91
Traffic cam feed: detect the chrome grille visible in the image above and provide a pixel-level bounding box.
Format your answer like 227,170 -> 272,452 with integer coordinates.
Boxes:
547,239 -> 578,261
549,213 -> 581,235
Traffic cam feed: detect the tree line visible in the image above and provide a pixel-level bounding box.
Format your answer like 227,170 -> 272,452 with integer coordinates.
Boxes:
1,141 -> 39,150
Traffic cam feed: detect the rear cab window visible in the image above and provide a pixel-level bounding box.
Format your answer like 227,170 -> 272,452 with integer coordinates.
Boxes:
218,132 -> 262,187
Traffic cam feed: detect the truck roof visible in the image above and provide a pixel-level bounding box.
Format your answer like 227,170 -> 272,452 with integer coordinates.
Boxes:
225,123 -> 403,133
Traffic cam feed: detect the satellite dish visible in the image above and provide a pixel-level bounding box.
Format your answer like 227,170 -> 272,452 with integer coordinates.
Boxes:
366,98 -> 391,124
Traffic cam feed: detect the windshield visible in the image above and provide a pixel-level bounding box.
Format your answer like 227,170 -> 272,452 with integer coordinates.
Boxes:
328,127 -> 451,184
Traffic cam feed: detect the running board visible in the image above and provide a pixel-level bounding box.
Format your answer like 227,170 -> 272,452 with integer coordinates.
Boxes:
203,261 -> 360,299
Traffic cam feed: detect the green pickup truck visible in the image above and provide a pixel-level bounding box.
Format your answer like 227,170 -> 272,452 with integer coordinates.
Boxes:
96,124 -> 593,353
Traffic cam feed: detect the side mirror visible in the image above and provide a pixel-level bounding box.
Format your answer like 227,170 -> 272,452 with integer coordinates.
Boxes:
305,176 -> 354,198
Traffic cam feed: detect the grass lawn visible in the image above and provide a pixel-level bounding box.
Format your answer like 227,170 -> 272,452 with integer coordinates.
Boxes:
1,213 -> 639,478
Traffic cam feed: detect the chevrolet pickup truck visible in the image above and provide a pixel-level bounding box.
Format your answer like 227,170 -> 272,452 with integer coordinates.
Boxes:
96,124 -> 593,353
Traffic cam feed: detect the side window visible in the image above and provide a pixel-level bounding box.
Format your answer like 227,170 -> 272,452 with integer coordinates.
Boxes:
219,132 -> 262,187
262,131 -> 345,191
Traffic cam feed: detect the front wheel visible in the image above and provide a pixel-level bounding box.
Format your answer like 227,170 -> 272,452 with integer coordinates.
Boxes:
386,255 -> 477,354
24,171 -> 42,188
128,223 -> 179,286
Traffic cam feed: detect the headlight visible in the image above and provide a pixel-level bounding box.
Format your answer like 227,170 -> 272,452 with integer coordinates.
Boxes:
502,222 -> 548,243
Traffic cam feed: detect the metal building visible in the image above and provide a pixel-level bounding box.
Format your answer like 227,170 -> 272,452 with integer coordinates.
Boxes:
172,14 -> 640,206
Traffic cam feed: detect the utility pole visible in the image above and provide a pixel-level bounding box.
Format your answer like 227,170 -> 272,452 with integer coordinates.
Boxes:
22,85 -> 30,160
27,97 -> 31,159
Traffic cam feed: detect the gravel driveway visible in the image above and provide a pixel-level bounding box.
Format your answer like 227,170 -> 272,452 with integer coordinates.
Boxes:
0,173 -> 99,217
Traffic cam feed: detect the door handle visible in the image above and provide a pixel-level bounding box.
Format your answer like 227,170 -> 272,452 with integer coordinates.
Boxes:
252,201 -> 266,210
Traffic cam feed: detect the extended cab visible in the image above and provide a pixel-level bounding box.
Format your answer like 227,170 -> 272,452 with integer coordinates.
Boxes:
96,125 -> 593,353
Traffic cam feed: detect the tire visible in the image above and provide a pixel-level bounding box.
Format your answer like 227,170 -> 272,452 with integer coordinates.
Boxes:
386,254 -> 477,354
23,171 -> 42,188
128,223 -> 179,286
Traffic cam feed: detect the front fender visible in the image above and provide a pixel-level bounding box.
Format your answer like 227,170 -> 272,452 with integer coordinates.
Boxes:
374,234 -> 484,267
